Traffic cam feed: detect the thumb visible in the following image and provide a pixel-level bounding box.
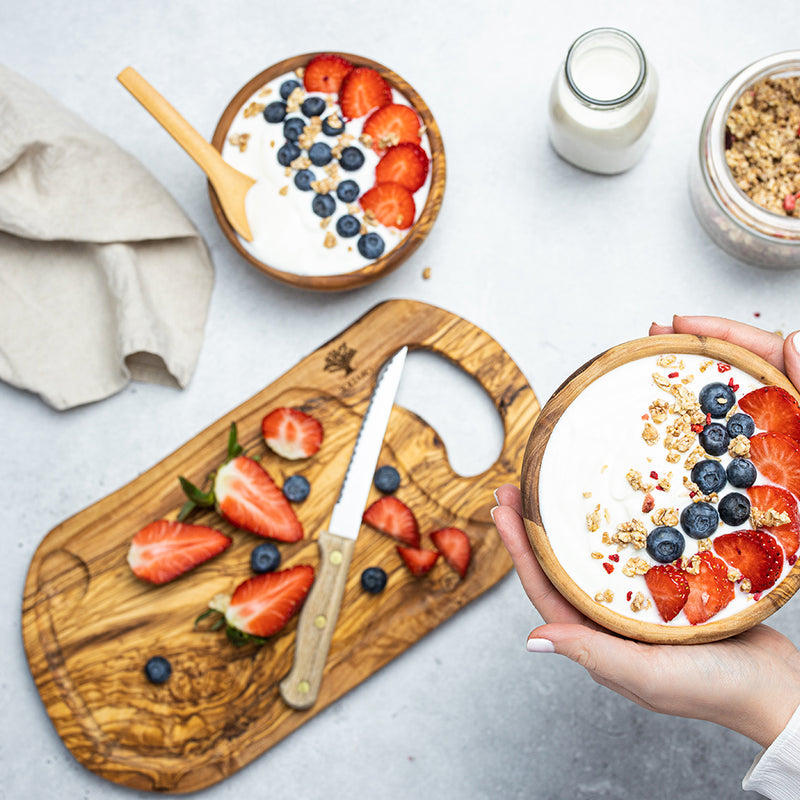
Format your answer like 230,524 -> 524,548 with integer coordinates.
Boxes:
783,332 -> 800,391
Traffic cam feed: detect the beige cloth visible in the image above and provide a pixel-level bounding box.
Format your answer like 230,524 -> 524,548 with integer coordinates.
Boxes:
0,64 -> 214,409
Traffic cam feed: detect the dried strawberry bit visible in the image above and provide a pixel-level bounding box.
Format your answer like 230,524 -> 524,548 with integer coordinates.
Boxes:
626,590 -> 633,601
689,491 -> 697,498
641,413 -> 650,421
790,554 -> 798,566
717,362 -> 732,373
728,377 -> 739,392
754,311 -> 761,318
668,371 -> 679,379
608,553 -> 620,562
642,493 -> 655,513
706,413 -> 712,425
785,194 -> 797,213
753,592 -> 763,601
650,471 -> 659,480
602,562 -> 614,574
691,423 -> 705,433
656,485 -> 665,491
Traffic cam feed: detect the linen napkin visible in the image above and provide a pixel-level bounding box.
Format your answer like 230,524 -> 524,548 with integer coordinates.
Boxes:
0,64 -> 214,410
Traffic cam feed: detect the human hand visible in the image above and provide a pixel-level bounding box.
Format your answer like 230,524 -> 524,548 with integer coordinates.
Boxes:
493,315 -> 800,748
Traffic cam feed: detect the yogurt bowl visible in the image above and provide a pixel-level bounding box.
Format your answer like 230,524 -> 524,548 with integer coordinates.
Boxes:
521,335 -> 800,644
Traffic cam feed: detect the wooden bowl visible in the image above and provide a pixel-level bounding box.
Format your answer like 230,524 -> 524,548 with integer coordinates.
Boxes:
209,52 -> 446,291
521,334 -> 800,644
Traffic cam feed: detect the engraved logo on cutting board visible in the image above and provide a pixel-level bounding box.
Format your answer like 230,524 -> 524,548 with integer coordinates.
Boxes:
324,342 -> 357,376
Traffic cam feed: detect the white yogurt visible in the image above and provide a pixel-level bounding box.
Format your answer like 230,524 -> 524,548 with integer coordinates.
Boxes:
537,353 -> 794,626
221,71 -> 431,277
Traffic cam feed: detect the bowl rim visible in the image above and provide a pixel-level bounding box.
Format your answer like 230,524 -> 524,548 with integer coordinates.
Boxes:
521,334 -> 800,644
209,51 -> 446,291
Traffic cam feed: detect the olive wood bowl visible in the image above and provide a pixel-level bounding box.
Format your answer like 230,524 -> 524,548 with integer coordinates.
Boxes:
209,52 -> 446,291
521,334 -> 800,644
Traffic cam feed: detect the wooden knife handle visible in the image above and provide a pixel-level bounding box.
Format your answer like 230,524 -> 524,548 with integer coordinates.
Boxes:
279,530 -> 356,709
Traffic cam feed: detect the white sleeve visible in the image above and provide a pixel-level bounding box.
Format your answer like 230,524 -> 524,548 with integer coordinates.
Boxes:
743,703 -> 800,799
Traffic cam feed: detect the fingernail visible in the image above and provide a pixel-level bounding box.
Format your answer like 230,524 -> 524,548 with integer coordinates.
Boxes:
493,488 -> 500,504
489,505 -> 499,524
791,332 -> 800,356
526,638 -> 555,653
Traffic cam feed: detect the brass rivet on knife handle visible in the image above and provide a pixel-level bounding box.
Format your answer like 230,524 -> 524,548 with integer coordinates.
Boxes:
280,531 -> 356,709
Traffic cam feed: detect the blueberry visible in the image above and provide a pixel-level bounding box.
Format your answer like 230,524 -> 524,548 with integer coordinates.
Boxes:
699,382 -> 737,418
309,141 -> 332,166
699,423 -> 730,456
336,214 -> 360,238
294,169 -> 315,191
250,542 -> 281,573
340,146 -> 365,171
358,232 -> 385,259
312,193 -> 336,218
301,96 -> 326,118
360,566 -> 388,594
374,465 -> 401,493
727,458 -> 757,488
263,101 -> 287,123
337,179 -> 360,203
283,117 -> 306,142
279,79 -> 301,100
690,459 -> 727,495
277,141 -> 301,167
719,492 -> 751,526
727,412 -> 755,439
283,474 -> 311,502
646,526 -> 685,564
680,501 -> 719,539
144,656 -> 172,684
322,114 -> 345,136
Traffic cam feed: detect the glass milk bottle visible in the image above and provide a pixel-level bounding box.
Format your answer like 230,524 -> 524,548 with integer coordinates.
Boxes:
548,28 -> 658,174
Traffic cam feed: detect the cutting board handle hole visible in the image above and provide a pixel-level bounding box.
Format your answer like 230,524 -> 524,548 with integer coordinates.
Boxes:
395,349 -> 504,477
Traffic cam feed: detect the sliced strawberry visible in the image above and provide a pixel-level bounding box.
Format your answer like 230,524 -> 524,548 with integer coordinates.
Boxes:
644,564 -> 689,622
430,527 -> 471,579
375,142 -> 429,192
215,456 -> 303,542
359,182 -> 416,230
739,386 -> 800,443
303,53 -> 353,93
362,103 -> 422,154
682,552 -> 732,624
225,565 -> 314,638
713,529 -> 783,592
749,432 -> 800,497
338,67 -> 392,119
748,484 -> 800,558
701,551 -> 736,607
128,520 -> 231,585
261,407 -> 323,460
362,496 -> 420,546
397,546 -> 439,576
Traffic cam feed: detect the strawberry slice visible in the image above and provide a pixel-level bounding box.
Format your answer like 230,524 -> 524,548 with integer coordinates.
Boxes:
128,520 -> 231,585
215,456 -> 304,541
713,529 -> 783,592
739,386 -> 800,443
375,142 -> 429,192
397,545 -> 439,576
749,432 -> 800,497
748,484 -> 800,558
644,564 -> 689,622
359,182 -> 416,230
225,565 -> 314,638
338,67 -> 392,119
261,407 -> 323,460
362,103 -> 422,154
303,53 -> 353,93
682,552 -> 733,624
362,496 -> 420,546
430,527 -> 471,579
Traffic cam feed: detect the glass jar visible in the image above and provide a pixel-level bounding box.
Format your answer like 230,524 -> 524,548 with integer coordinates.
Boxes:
689,51 -> 800,270
547,28 -> 658,175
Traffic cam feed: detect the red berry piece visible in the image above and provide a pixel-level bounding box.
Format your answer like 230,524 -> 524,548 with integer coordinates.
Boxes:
262,407 -> 324,460
644,564 -> 689,622
396,545 -> 439,576
749,432 -> 800,497
747,484 -> 800,558
362,496 -> 420,547
338,67 -> 392,119
430,527 -> 471,579
713,529 -> 783,593
682,552 -> 733,624
362,103 -> 422,154
739,386 -> 800,444
359,182 -> 416,230
375,142 -> 429,192
303,54 -> 354,93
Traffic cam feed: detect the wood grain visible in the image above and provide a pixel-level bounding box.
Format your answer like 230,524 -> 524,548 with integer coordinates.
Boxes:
209,52 -> 446,291
521,334 -> 800,645
22,300 -> 539,792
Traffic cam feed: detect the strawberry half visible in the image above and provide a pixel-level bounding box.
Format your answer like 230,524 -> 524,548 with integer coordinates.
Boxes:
375,142 -> 429,192
682,552 -> 733,624
225,565 -> 314,638
362,496 -> 420,546
644,564 -> 689,622
338,67 -> 392,119
748,484 -> 800,558
397,545 -> 439,576
303,54 -> 353,93
739,386 -> 800,444
359,182 -> 416,230
128,520 -> 232,585
713,529 -> 783,592
430,527 -> 471,579
362,103 -> 422,154
749,432 -> 800,497
261,407 -> 323,460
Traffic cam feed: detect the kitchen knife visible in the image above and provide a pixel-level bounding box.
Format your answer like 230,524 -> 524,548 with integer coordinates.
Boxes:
279,346 -> 408,709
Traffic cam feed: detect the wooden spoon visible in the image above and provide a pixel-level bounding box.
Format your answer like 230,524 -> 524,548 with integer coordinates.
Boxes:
117,67 -> 255,241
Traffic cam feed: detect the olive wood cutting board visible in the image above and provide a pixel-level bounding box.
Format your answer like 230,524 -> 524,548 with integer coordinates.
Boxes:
22,299 -> 539,793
